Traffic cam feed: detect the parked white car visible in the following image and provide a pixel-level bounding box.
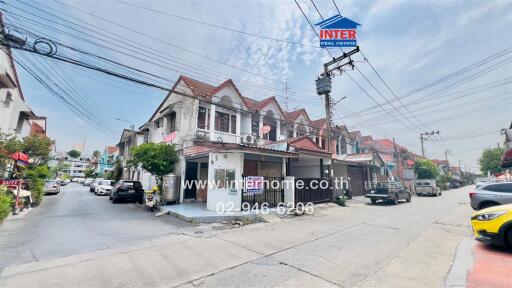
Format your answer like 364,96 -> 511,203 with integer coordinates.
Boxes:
95,180 -> 113,196
89,178 -> 103,192
84,178 -> 93,186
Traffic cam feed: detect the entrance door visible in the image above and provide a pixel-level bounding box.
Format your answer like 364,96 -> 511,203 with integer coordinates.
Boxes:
184,161 -> 198,199
348,166 -> 365,196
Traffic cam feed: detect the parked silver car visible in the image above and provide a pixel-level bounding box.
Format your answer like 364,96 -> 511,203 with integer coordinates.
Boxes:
470,182 -> 512,210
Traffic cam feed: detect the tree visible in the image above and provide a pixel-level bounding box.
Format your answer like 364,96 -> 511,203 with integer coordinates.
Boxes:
84,168 -> 95,178
111,158 -> 123,182
0,133 -> 22,176
414,158 -> 439,179
127,143 -> 179,192
21,135 -> 53,164
92,150 -> 101,159
50,162 -> 70,178
479,147 -> 505,175
24,165 -> 50,204
67,149 -> 81,159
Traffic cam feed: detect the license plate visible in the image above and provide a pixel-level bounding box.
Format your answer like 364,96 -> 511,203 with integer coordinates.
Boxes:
128,189 -> 135,193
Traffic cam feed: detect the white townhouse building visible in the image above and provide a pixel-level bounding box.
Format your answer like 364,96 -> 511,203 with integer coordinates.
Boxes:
0,31 -> 46,139
118,75 -> 384,211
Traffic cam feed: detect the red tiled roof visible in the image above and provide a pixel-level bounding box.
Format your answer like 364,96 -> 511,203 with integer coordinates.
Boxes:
366,138 -> 412,154
284,108 -> 308,122
106,146 -> 119,155
180,75 -> 216,98
361,135 -> 373,144
311,118 -> 326,129
30,122 -> 45,136
349,131 -> 361,141
242,96 -> 258,111
284,136 -> 329,154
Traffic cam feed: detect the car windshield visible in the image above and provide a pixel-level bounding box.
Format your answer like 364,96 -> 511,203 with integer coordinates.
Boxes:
99,180 -> 111,185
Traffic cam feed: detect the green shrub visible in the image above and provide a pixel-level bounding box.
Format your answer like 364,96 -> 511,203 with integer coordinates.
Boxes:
25,165 -> 50,205
335,196 -> 346,207
0,185 -> 13,221
30,179 -> 44,205
437,174 -> 452,191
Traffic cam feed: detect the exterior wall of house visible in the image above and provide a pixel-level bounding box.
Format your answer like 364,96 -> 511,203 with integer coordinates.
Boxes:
290,157 -> 324,178
206,151 -> 243,211
0,48 -> 33,138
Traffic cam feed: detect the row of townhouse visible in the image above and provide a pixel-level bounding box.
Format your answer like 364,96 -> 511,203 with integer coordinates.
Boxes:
117,75 -> 419,211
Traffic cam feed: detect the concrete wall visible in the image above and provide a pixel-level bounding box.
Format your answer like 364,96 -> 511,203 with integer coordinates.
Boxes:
207,152 -> 243,211
290,157 -> 322,178
283,176 -> 295,204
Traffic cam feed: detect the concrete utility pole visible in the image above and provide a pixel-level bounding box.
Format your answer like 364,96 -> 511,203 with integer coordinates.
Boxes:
316,47 -> 360,157
393,137 -> 401,181
420,131 -> 440,157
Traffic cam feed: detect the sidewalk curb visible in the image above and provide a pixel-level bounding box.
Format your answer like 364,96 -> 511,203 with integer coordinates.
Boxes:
444,237 -> 473,288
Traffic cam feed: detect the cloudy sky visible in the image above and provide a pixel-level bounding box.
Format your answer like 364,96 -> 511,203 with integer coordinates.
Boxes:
3,0 -> 512,172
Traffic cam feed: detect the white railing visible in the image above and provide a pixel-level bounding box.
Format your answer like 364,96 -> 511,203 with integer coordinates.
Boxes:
211,130 -> 240,144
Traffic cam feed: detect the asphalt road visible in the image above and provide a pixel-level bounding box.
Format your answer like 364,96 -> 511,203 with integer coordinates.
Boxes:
0,185 -> 481,288
0,183 -> 192,271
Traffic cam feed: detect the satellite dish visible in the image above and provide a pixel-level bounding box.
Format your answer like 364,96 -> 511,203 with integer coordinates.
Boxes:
261,125 -> 271,134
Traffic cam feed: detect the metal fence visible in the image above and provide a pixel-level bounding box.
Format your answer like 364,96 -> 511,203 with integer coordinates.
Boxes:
242,176 -> 284,208
295,177 -> 333,204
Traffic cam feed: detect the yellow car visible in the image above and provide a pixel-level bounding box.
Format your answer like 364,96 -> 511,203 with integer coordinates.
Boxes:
471,204 -> 512,246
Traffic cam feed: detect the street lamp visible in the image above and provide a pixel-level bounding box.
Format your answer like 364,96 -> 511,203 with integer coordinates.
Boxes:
115,118 -> 134,132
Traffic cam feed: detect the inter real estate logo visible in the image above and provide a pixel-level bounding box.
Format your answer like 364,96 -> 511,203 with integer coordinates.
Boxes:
316,15 -> 360,48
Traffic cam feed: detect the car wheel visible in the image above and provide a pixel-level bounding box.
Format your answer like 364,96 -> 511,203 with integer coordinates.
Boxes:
439,191 -> 442,196
506,228 -> 512,247
406,195 -> 411,202
392,194 -> 399,205
112,196 -> 118,204
370,198 -> 377,204
109,195 -> 113,200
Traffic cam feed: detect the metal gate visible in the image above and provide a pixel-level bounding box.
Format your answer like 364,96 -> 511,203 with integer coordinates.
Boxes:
348,166 -> 365,196
295,178 -> 333,204
242,176 -> 284,208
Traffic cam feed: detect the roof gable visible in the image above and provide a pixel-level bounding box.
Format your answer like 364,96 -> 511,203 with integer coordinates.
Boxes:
257,96 -> 286,119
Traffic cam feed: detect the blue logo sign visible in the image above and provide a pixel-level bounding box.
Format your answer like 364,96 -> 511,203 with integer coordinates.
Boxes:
316,15 -> 360,48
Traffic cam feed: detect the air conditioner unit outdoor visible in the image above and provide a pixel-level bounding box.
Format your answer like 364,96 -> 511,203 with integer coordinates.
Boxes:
195,131 -> 208,141
241,135 -> 255,145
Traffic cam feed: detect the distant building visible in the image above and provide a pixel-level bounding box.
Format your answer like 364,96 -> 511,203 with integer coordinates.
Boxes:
54,153 -> 93,178
97,146 -> 119,176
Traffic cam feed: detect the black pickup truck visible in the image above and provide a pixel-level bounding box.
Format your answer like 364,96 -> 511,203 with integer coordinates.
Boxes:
365,182 -> 412,205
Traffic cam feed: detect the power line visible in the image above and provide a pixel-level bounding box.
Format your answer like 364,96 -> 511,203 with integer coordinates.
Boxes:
113,0 -> 320,49
2,3 -> 321,105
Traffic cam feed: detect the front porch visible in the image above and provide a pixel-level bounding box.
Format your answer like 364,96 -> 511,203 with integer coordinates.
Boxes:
160,202 -> 258,224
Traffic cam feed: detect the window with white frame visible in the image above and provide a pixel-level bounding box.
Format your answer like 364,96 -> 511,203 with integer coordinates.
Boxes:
197,106 -> 210,130
215,110 -> 236,134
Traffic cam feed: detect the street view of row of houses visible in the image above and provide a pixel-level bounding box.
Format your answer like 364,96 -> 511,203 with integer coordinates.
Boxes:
1,1 -> 511,287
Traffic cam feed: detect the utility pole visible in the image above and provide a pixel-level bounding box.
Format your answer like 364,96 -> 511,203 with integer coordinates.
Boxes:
393,137 -> 401,181
316,47 -> 360,161
420,131 -> 440,157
